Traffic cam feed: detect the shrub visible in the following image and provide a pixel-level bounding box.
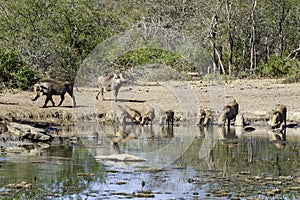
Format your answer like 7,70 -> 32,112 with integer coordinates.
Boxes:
283,59 -> 300,83
117,48 -> 194,75
261,56 -> 287,78
260,55 -> 300,83
0,49 -> 39,90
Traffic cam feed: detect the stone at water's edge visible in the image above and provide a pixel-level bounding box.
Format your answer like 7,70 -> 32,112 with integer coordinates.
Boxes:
95,154 -> 147,162
291,112 -> 300,122
6,122 -> 52,142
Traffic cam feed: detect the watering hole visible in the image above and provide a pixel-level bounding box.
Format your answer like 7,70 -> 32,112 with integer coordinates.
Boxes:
1,124 -> 300,199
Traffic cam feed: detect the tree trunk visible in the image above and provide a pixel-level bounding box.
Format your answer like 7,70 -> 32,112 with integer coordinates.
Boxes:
225,0 -> 233,76
250,0 -> 257,74
209,14 -> 219,74
277,2 -> 290,58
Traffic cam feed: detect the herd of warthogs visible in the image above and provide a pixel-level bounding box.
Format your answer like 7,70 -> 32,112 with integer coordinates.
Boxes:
31,72 -> 287,132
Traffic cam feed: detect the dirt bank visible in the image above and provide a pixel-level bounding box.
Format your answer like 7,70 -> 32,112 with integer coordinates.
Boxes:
0,79 -> 300,126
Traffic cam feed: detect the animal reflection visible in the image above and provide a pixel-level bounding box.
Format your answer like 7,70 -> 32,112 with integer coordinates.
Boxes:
269,129 -> 286,176
112,128 -> 141,145
157,126 -> 174,138
197,125 -> 215,171
218,126 -> 239,149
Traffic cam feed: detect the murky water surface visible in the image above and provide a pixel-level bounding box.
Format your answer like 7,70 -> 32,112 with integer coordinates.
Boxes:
1,124 -> 300,199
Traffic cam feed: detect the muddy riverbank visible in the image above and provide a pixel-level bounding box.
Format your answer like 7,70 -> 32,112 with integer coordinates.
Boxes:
0,79 -> 300,126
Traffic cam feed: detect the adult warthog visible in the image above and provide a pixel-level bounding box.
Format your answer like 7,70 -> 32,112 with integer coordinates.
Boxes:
269,104 -> 287,130
199,109 -> 213,127
165,109 -> 175,127
141,106 -> 155,126
32,79 -> 76,108
218,100 -> 239,127
96,73 -> 128,102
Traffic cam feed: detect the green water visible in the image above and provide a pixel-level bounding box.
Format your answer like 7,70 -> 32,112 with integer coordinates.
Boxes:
1,125 -> 300,199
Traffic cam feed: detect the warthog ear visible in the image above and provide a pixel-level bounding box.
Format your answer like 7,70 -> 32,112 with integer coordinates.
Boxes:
39,85 -> 48,93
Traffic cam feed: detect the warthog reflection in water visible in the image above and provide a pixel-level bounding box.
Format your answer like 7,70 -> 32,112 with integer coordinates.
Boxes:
96,73 -> 128,102
218,100 -> 239,127
269,104 -> 287,132
32,79 -> 76,108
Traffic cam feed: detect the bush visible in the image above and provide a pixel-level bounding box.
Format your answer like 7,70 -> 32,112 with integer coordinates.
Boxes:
283,59 -> 300,83
261,56 -> 287,78
260,55 -> 300,83
0,49 -> 40,90
15,66 -> 40,90
117,48 -> 194,75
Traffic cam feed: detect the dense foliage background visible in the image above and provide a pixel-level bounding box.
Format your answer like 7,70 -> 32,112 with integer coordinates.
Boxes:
0,0 -> 299,89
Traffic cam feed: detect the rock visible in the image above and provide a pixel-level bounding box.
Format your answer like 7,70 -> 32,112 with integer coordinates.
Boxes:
6,182 -> 32,189
291,112 -> 300,122
5,147 -> 24,153
76,173 -> 96,177
244,126 -> 256,132
95,153 -> 147,162
6,122 -> 52,142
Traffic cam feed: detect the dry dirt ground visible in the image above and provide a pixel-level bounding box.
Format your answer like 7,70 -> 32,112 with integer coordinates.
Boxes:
0,79 -> 300,125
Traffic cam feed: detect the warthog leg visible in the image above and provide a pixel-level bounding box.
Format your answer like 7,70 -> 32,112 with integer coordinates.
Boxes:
44,95 -> 55,108
95,86 -> 106,100
57,93 -> 65,107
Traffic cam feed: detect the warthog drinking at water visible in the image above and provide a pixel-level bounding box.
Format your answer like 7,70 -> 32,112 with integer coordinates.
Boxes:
199,109 -> 213,127
116,105 -> 143,125
165,109 -> 175,127
141,106 -> 155,126
96,73 -> 128,102
269,105 -> 287,131
32,79 -> 76,108
218,100 -> 239,127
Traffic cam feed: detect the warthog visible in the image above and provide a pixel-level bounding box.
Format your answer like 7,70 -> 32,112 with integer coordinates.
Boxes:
165,109 -> 175,127
199,109 -> 213,127
126,106 -> 143,124
269,105 -> 287,130
141,106 -> 155,126
116,105 -> 143,125
96,73 -> 128,102
218,100 -> 239,127
32,79 -> 76,108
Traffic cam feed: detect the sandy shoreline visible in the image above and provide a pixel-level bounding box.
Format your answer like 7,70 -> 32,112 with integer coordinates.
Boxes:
0,79 -> 300,125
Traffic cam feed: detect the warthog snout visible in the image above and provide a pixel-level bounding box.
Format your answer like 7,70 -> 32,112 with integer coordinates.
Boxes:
32,84 -> 41,101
